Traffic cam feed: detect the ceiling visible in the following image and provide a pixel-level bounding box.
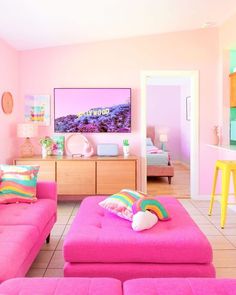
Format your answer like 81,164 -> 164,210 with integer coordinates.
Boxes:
0,0 -> 236,50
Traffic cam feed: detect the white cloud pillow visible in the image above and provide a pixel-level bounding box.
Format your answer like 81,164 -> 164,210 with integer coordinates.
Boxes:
132,210 -> 158,231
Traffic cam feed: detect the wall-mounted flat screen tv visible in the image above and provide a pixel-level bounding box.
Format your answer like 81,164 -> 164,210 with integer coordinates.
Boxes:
54,88 -> 131,133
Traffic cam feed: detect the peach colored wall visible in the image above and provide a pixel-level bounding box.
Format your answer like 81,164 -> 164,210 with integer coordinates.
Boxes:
19,28 -> 219,194
0,39 -> 19,164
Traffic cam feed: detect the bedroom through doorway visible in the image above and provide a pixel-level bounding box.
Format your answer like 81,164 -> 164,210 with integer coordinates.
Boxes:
140,71 -> 199,199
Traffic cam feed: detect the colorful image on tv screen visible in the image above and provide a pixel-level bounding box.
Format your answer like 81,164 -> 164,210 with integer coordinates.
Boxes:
54,88 -> 131,133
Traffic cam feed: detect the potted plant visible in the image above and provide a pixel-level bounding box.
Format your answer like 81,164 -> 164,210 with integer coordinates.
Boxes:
40,136 -> 53,158
123,139 -> 130,157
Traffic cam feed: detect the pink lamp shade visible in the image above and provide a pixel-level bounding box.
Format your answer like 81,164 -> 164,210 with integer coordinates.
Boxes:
17,123 -> 38,138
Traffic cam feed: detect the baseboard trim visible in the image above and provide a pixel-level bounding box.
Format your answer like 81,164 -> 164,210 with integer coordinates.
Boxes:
191,194 -> 211,200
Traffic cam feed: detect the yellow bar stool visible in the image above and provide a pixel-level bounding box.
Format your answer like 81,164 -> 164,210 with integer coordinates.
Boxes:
208,160 -> 236,228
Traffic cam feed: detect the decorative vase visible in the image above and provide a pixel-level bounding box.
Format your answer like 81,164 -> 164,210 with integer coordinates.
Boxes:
42,145 -> 48,158
212,126 -> 219,145
123,145 -> 130,157
83,141 -> 94,158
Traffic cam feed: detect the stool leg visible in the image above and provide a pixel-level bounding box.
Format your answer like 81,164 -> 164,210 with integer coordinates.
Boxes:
208,167 -> 219,216
221,168 -> 230,229
233,170 -> 236,202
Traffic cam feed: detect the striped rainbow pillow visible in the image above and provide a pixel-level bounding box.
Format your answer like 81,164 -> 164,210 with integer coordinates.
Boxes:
0,165 -> 39,204
132,197 -> 170,221
99,189 -> 148,221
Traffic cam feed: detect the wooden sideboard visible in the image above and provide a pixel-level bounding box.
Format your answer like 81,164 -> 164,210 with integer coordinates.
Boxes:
14,155 -> 138,196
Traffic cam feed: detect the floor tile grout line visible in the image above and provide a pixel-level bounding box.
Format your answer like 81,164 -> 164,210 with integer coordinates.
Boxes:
44,202 -> 80,275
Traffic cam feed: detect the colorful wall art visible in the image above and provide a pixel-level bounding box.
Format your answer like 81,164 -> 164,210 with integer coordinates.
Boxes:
25,94 -> 50,125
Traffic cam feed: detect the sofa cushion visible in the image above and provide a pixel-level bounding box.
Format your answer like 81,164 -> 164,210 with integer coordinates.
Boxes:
0,225 -> 39,281
0,278 -> 123,295
0,199 -> 56,235
0,165 -> 39,204
64,196 -> 212,264
123,278 -> 236,295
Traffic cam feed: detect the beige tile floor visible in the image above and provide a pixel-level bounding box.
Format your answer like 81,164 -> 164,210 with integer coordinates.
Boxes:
27,200 -> 236,278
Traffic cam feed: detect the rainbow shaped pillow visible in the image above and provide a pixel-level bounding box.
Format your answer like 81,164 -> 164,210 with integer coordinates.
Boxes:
132,197 -> 170,221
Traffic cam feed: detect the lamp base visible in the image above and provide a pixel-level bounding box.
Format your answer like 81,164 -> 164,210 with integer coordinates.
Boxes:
20,137 -> 34,157
161,143 -> 166,151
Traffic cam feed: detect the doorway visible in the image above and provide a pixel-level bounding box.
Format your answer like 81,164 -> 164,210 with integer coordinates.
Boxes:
140,71 -> 199,199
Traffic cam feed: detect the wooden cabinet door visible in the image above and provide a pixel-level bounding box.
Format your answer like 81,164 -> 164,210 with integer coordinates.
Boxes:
57,161 -> 95,195
97,160 -> 136,194
15,160 -> 56,181
230,73 -> 236,107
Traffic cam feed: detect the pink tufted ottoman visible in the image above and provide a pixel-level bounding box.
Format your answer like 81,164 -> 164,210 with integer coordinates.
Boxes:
63,196 -> 215,281
123,278 -> 236,294
0,278 -> 122,295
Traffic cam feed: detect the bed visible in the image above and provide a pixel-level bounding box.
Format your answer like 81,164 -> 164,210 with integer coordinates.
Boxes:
146,129 -> 174,184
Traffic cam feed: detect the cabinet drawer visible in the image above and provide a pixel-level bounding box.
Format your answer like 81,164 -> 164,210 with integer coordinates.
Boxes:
97,160 -> 136,194
57,161 -> 96,195
230,73 -> 236,107
15,160 -> 56,181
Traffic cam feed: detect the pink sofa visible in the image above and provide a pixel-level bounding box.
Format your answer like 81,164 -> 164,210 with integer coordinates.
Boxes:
123,278 -> 236,294
64,196 -> 215,281
0,278 -> 235,295
0,278 -> 122,294
0,181 -> 57,282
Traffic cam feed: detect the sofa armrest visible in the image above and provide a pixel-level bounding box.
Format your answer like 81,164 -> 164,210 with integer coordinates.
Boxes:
36,181 -> 57,201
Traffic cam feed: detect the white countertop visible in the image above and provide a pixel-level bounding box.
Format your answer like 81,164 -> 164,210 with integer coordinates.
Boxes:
207,144 -> 236,151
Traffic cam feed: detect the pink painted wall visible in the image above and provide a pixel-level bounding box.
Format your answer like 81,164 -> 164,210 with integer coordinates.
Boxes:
147,85 -> 181,160
0,39 -> 19,164
19,28 -> 219,193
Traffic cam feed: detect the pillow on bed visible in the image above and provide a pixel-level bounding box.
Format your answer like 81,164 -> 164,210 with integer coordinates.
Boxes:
146,137 -> 154,146
99,189 -> 148,221
0,165 -> 39,204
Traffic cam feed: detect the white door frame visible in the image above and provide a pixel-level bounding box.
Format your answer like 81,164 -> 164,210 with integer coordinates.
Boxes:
140,70 -> 199,199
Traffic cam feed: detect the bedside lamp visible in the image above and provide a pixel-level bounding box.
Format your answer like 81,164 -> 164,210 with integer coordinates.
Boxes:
17,123 -> 38,157
159,134 -> 168,151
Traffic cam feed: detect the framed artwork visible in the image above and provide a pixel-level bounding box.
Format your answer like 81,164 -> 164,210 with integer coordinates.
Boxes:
25,95 -> 50,126
186,96 -> 191,121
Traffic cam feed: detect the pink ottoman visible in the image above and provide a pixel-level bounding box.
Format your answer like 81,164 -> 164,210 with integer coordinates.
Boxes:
0,278 -> 122,295
123,278 -> 236,295
64,196 -> 215,281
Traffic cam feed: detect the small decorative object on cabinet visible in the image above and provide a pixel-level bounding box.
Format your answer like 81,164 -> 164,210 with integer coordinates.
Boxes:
66,134 -> 87,157
212,126 -> 220,145
123,139 -> 130,156
52,135 -> 65,156
39,136 -> 54,158
83,139 -> 94,157
17,123 -> 38,157
230,72 -> 236,107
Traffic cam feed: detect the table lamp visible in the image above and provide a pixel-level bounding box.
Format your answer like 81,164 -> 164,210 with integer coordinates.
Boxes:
159,134 -> 168,151
17,123 -> 38,157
